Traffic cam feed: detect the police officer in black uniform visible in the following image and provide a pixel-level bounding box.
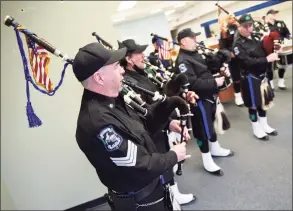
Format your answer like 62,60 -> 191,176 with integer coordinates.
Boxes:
232,14 -> 279,141
219,19 -> 244,106
265,9 -> 291,90
72,42 -> 191,211
117,39 -> 196,206
175,28 -> 234,176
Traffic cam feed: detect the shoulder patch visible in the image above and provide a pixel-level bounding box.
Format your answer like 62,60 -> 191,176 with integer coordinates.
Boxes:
179,63 -> 188,73
233,47 -> 240,55
98,126 -> 123,152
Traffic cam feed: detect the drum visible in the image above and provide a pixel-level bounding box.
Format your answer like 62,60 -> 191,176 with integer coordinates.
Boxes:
277,45 -> 292,69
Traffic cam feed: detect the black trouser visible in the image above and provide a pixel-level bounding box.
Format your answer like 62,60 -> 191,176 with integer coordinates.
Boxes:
278,68 -> 286,79
229,58 -> 241,93
267,62 -> 286,81
191,100 -> 217,153
267,62 -> 274,81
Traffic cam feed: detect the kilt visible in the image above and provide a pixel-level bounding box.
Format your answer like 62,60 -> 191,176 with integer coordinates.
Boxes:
240,73 -> 274,108
191,99 -> 216,141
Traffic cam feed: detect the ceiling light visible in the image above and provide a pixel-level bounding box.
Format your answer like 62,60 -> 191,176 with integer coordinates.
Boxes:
150,8 -> 162,14
165,10 -> 175,16
174,2 -> 185,8
117,1 -> 136,12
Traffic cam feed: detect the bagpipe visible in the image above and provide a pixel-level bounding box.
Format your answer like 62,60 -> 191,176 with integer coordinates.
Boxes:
143,60 -> 174,85
121,79 -> 192,176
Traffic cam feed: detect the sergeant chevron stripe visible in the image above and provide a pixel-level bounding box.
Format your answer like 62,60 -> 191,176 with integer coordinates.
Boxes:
110,140 -> 137,167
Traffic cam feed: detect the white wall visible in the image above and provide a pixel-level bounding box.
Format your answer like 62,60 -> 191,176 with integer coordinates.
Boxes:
113,13 -> 172,56
1,179 -> 16,210
1,1 -> 120,210
176,1 -> 292,41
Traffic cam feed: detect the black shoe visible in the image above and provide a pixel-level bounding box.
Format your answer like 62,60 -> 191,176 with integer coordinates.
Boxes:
212,150 -> 235,157
267,130 -> 278,136
228,150 -> 235,156
255,135 -> 269,141
205,169 -> 224,176
278,86 -> 287,90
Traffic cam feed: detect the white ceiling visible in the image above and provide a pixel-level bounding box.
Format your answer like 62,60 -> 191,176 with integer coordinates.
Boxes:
111,1 -> 240,30
111,1 -> 198,25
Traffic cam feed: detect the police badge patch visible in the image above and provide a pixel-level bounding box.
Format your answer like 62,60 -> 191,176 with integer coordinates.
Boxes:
233,47 -> 240,55
98,126 -> 123,152
179,63 -> 187,73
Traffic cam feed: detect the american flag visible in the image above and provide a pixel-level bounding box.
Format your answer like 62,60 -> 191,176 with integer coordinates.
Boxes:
25,37 -> 54,92
217,7 -> 226,28
157,39 -> 171,60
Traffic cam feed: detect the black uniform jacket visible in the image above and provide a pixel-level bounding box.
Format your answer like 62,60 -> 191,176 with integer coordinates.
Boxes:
124,68 -> 158,104
175,48 -> 219,100
268,20 -> 291,40
232,33 -> 268,76
75,89 -> 177,193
